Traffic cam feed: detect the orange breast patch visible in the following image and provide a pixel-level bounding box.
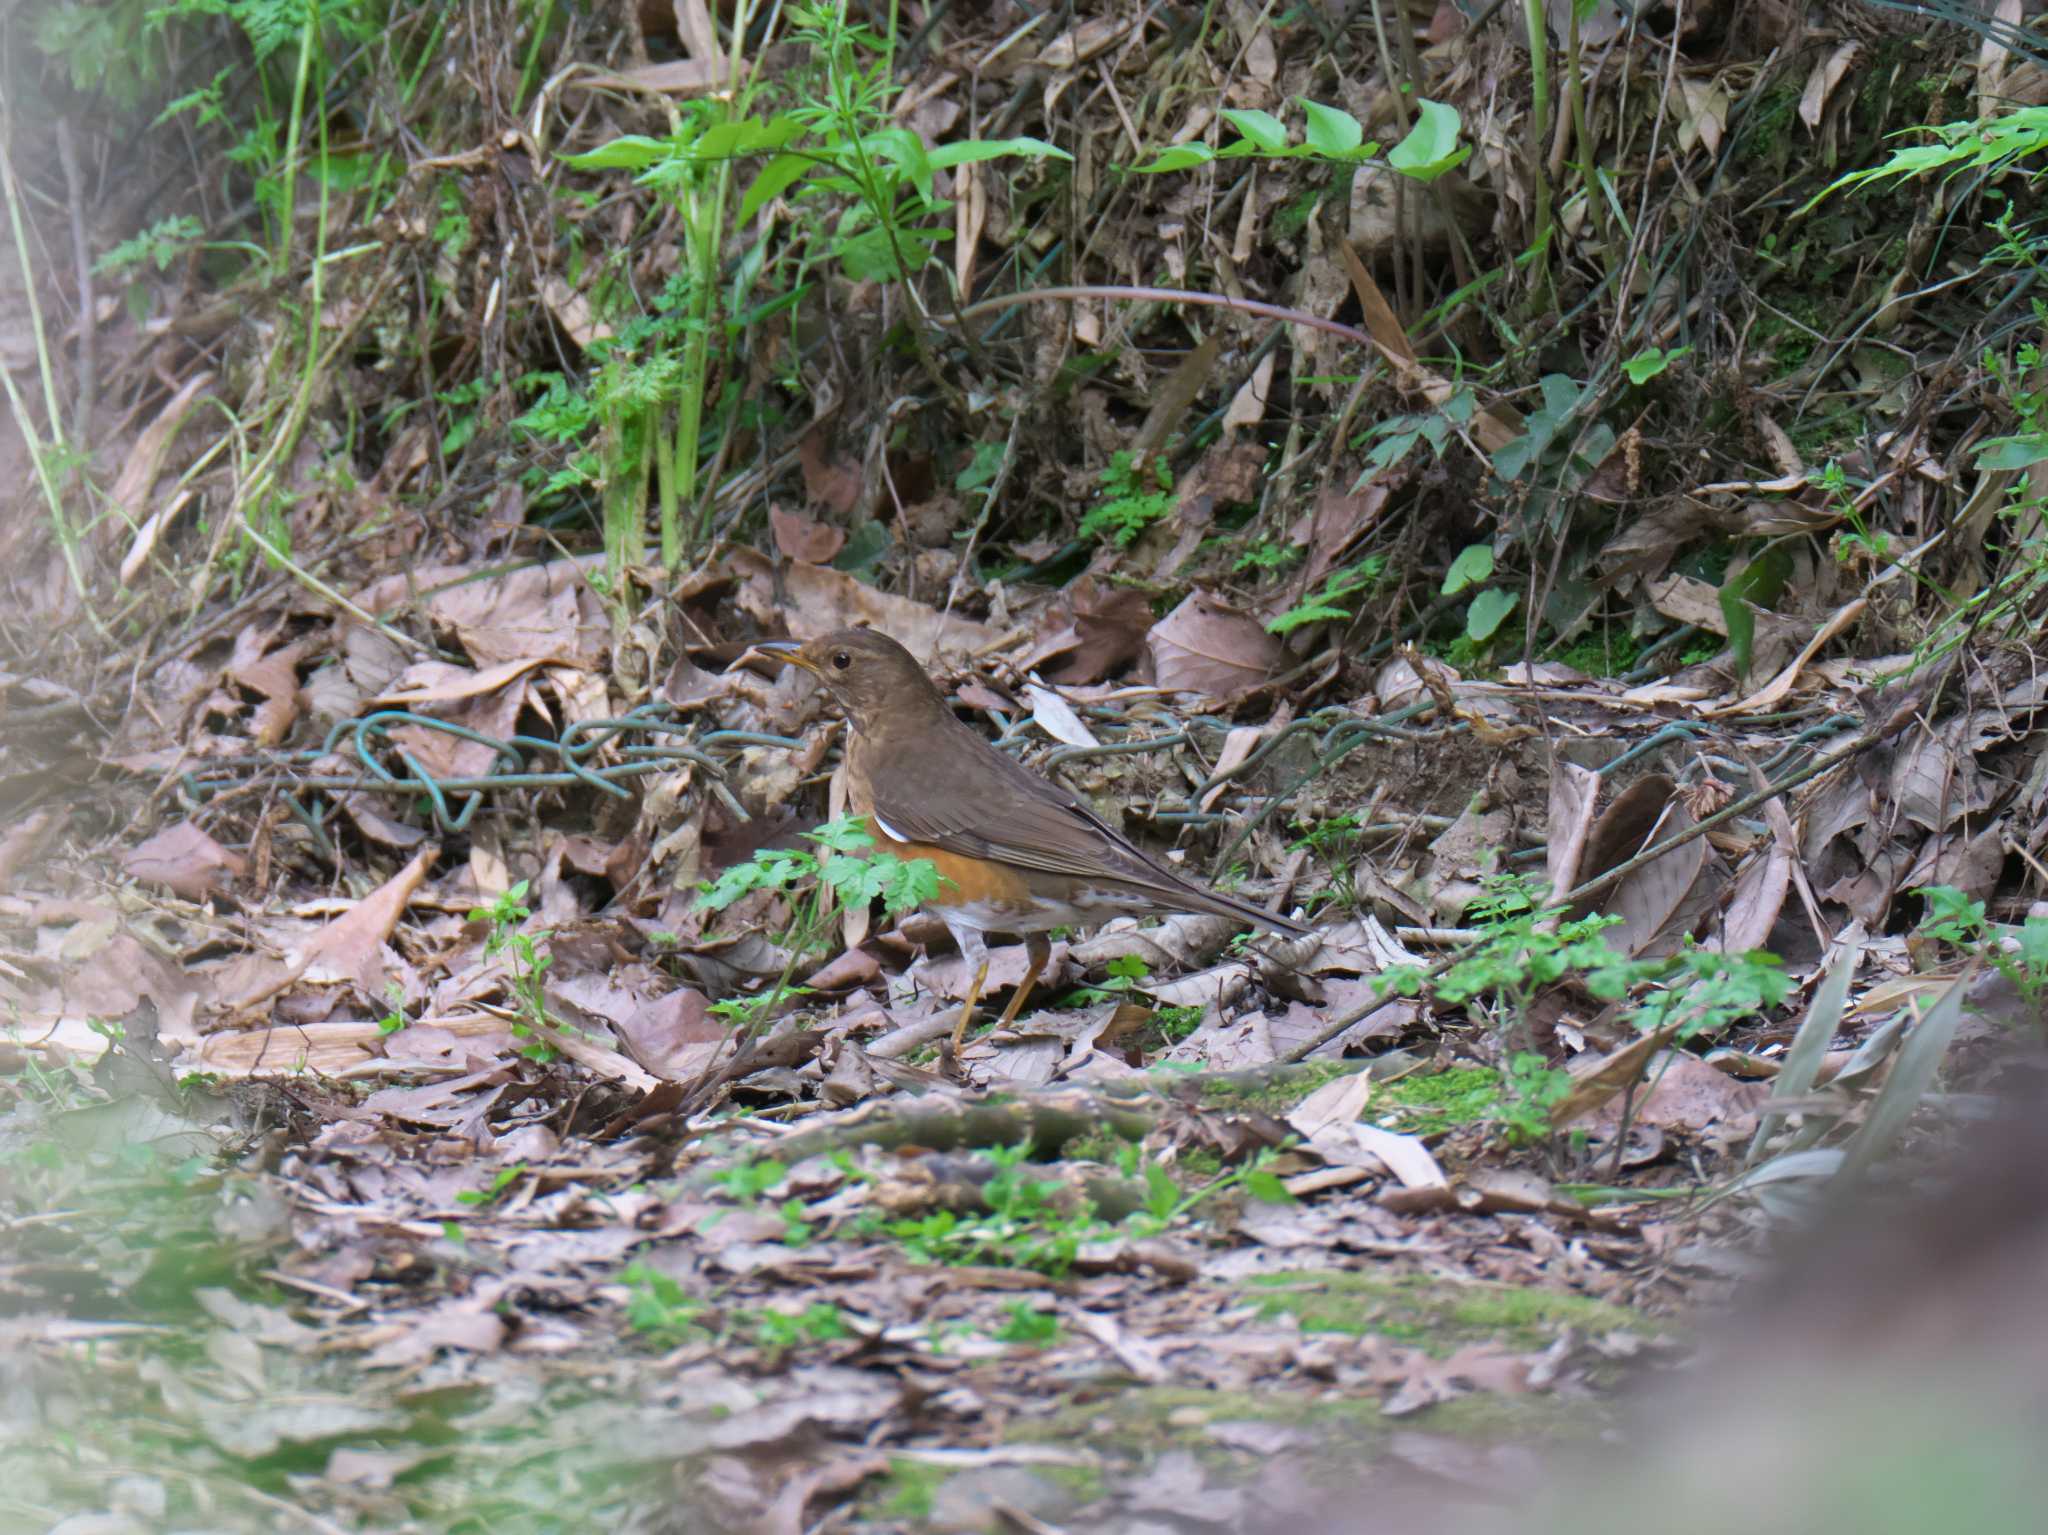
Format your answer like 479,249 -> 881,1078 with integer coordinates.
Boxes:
887,839 -> 1036,913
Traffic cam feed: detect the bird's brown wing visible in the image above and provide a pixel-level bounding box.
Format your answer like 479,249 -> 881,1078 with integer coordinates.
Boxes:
870,718 -> 1306,935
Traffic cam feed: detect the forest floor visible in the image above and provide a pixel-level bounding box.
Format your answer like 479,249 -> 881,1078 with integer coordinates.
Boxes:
4,0 -> 2048,1530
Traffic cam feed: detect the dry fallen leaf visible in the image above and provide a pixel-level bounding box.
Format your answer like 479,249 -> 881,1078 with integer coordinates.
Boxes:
123,820 -> 247,902
770,506 -> 847,565
1146,592 -> 1287,697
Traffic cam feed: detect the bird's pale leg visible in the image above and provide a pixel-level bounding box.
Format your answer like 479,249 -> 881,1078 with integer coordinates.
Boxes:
950,958 -> 990,1051
992,930 -> 1052,1030
947,925 -> 990,1052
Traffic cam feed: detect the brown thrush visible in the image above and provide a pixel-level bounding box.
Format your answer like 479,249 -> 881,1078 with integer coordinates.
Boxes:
744,628 -> 1308,1042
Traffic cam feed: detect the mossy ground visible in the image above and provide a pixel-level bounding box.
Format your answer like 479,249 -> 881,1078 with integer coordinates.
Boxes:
860,1264 -> 1663,1528
1241,1267 -> 1653,1354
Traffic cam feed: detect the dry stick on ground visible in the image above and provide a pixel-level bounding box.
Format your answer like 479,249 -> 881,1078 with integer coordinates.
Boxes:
683,1060 -> 1370,1180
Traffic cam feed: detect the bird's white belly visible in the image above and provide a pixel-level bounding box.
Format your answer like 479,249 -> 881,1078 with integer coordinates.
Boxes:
933,892 -> 1159,936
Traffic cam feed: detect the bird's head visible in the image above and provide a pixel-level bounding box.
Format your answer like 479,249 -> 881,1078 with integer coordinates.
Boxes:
738,627 -> 945,732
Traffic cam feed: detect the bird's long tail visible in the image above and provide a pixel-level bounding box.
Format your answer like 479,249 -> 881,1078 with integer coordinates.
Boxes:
1162,877 -> 1311,938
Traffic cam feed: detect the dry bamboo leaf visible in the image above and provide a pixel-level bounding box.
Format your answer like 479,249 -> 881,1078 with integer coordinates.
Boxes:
1287,1069 -> 1374,1138
1022,683 -> 1099,749
1544,759 -> 1603,904
1549,1021 -> 1685,1130
1341,247 -> 1522,452
1222,350 -> 1276,432
1711,833 -> 1792,954
1570,775 -> 1674,913
373,655 -> 552,707
671,0 -> 724,69
1708,598 -> 1868,716
954,159 -> 986,298
1034,16 -> 1131,69
1800,42 -> 1862,131
1977,0 -> 2024,120
1604,797 -> 1710,957
572,59 -> 723,96
110,371 -> 215,536
1199,724 -> 1271,812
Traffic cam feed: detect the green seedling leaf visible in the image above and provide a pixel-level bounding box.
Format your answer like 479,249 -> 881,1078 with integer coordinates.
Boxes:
806,815 -> 877,854
1243,1168 -> 1295,1204
1299,98 -> 1365,157
1387,98 -> 1469,181
1622,345 -> 1691,384
1718,545 -> 1792,681
1973,431 -> 2048,470
1144,1163 -> 1180,1221
739,151 -> 818,224
690,115 -> 803,161
835,223 -> 947,281
1443,542 -> 1494,596
1135,142 -> 1218,173
929,135 -> 1073,167
561,135 -> 668,171
859,125 -> 935,195
873,854 -> 944,914
1464,586 -> 1518,642
1220,108 -> 1289,153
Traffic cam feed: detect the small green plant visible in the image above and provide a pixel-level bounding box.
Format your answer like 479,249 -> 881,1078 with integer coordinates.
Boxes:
1380,874 -> 1790,1145
748,1301 -> 848,1355
510,370 -> 603,503
1289,813 -> 1364,913
712,1158 -> 789,1202
619,1262 -> 709,1346
707,1158 -> 815,1245
993,1302 -> 1060,1346
1266,556 -> 1387,635
1233,538 -> 1301,574
1812,101 -> 2048,206
1977,329 -> 2048,472
1078,451 -> 1175,547
1488,373 -> 1619,559
456,1163 -> 528,1207
1135,96 -> 1466,183
1622,345 -> 1691,385
867,1141 -> 1292,1276
474,881 -> 558,1062
1627,948 -> 1792,1044
1356,388 -> 1474,472
1381,876 -> 1635,1051
1815,460 -> 1889,564
93,215 -> 205,276
1441,543 -> 1517,646
85,1015 -> 126,1046
698,816 -> 943,1042
1497,1053 -> 1574,1142
1915,884 -> 2048,1022
1063,952 -> 1154,1007
435,372 -> 498,457
562,3 -> 1069,569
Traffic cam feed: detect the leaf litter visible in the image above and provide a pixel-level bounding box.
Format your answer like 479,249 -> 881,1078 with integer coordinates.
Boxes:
5,0 -> 2048,1529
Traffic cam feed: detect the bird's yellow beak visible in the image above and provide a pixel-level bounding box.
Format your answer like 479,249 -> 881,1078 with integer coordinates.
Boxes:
732,638 -> 817,675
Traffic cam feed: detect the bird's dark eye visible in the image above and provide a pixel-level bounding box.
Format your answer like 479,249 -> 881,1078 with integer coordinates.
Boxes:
832,651 -> 851,671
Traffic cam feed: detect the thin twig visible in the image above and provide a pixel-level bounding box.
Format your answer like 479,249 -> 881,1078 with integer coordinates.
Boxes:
54,121 -> 94,443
